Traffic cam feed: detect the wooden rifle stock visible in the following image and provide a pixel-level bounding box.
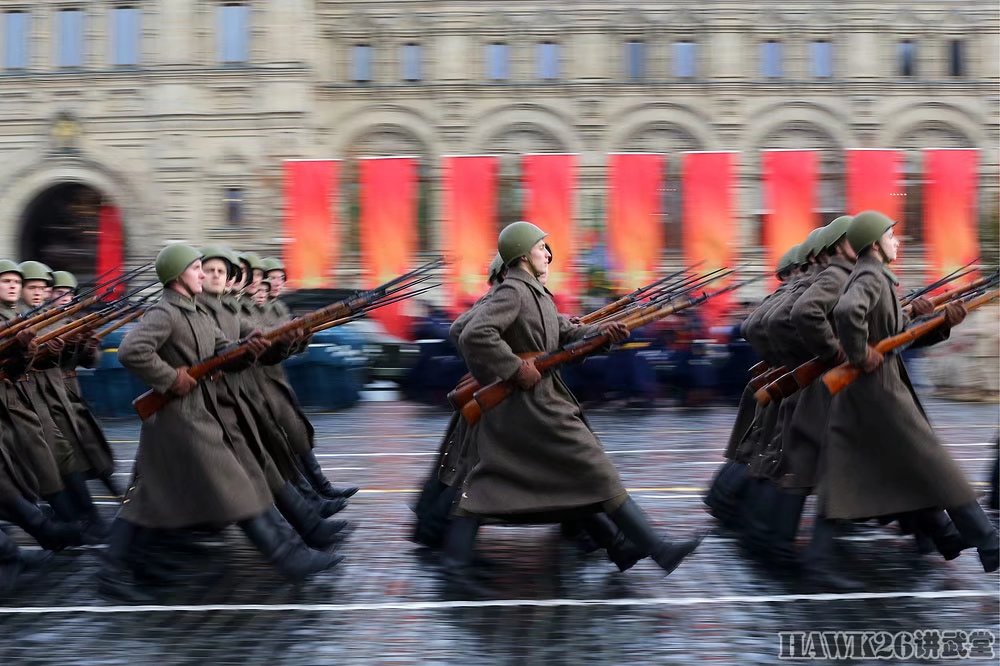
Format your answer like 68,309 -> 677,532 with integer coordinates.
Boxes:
748,365 -> 785,392
822,289 -> 998,396
95,308 -> 144,340
748,360 -> 768,378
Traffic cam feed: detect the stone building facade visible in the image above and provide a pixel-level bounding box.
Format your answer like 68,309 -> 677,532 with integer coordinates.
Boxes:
0,0 -> 996,281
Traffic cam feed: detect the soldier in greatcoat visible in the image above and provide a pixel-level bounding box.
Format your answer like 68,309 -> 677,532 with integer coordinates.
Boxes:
445,222 -> 700,585
99,245 -> 341,601
820,211 -> 998,577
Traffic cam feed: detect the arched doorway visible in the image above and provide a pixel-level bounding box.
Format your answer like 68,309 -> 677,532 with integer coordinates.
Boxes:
18,182 -> 125,283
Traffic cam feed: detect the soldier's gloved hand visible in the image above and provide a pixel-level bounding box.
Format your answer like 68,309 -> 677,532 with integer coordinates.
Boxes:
859,346 -> 884,373
943,302 -> 967,327
598,321 -> 630,343
15,329 -> 35,349
245,331 -> 271,358
45,338 -> 65,355
569,316 -> 582,325
909,297 -> 934,317
513,358 -> 542,390
169,367 -> 198,397
84,335 -> 101,356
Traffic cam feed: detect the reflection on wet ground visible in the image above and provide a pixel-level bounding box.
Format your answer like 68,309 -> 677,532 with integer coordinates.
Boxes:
0,398 -> 997,664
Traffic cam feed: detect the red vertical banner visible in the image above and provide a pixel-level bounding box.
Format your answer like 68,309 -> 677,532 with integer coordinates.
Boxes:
683,152 -> 737,330
846,149 -> 904,233
762,150 -> 819,276
360,157 -> 417,339
283,160 -> 338,289
923,149 -> 979,285
97,205 -> 124,300
522,154 -> 577,312
442,156 -> 499,316
606,153 -> 664,290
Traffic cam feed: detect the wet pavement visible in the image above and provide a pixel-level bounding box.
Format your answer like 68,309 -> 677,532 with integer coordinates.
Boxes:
0,395 -> 997,665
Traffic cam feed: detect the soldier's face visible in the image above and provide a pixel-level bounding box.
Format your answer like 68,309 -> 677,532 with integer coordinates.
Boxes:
52,287 -> 74,306
266,270 -> 285,297
525,240 -> 550,280
175,260 -> 204,296
877,228 -> 899,263
251,269 -> 264,292
253,287 -> 269,306
0,273 -> 21,305
202,259 -> 228,295
22,280 -> 48,307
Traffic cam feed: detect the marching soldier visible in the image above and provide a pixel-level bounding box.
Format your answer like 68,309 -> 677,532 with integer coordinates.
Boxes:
99,244 -> 341,601
816,211 -> 998,580
198,246 -> 348,549
444,222 -> 700,587
46,270 -> 121,498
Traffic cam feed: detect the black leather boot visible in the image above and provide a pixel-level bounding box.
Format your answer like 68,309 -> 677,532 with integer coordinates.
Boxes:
63,472 -> 110,541
274,482 -> 350,550
440,515 -> 492,597
43,489 -> 80,523
947,502 -> 999,572
801,516 -> 863,592
293,474 -> 348,517
580,513 -> 644,573
239,507 -> 343,580
299,451 -> 359,499
100,473 -> 125,499
96,518 -> 157,603
767,490 -> 806,566
4,496 -> 97,550
607,497 -> 701,575
912,509 -> 968,560
0,529 -> 53,592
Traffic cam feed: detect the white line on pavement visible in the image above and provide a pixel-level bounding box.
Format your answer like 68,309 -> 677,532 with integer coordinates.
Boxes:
0,589 -> 994,616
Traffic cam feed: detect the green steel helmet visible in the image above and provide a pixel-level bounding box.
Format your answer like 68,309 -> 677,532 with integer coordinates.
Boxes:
262,256 -> 286,275
18,261 -> 53,283
775,246 -> 798,274
803,227 -> 826,259
821,215 -> 854,251
487,253 -> 505,284
498,221 -> 548,265
239,251 -> 266,272
846,210 -> 896,254
0,260 -> 22,278
789,243 -> 810,267
51,271 -> 78,291
200,245 -> 239,279
155,244 -> 203,285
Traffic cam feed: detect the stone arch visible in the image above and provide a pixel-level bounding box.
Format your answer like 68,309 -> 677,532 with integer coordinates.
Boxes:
604,102 -> 714,153
0,152 -> 142,262
743,101 -> 853,152
881,102 -> 982,149
329,104 -> 439,158
469,103 -> 580,155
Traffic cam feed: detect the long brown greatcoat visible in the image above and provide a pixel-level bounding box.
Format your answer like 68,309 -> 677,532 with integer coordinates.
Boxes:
457,266 -> 625,517
243,298 -> 315,457
198,293 -> 288,492
821,253 -> 976,519
59,342 -> 115,478
0,303 -> 64,496
117,289 -> 272,529
781,256 -> 854,491
751,266 -> 822,479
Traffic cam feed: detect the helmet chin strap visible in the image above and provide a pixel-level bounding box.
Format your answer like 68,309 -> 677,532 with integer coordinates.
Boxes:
173,275 -> 198,299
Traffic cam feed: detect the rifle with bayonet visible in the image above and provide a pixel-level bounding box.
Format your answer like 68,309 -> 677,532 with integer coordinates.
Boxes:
459,274 -> 758,425
132,258 -> 443,420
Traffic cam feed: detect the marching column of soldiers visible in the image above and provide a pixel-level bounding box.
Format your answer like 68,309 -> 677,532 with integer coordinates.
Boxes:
0,248 -> 359,600
704,210 -> 998,589
1,208 -> 995,599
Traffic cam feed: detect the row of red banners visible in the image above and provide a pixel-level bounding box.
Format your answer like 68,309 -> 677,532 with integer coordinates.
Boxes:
284,150 -> 980,337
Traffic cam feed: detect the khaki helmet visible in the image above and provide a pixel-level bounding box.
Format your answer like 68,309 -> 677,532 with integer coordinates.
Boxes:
847,210 -> 896,255
51,271 -> 78,291
262,256 -> 286,276
201,245 -> 240,280
775,246 -> 798,274
155,244 -> 203,285
239,251 -> 266,272
821,215 -> 854,251
789,243 -> 810,268
487,253 -> 505,284
18,261 -> 53,283
0,260 -> 22,278
498,221 -> 548,265
803,227 -> 826,259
